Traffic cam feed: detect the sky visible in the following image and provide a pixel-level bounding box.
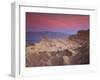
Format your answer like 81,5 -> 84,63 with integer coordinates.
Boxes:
26,12 -> 89,34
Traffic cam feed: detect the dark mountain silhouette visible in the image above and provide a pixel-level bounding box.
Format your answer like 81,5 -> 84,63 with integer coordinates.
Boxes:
70,29 -> 89,39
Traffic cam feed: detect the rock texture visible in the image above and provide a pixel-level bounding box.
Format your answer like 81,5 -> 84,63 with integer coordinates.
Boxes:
26,30 -> 89,67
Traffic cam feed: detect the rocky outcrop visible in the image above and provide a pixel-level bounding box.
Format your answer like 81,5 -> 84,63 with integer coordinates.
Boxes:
70,43 -> 89,64
70,30 -> 89,64
26,30 -> 89,67
26,47 -> 73,67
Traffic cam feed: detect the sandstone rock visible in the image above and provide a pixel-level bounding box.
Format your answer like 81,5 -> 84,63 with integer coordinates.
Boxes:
63,56 -> 70,65
52,57 -> 63,65
26,30 -> 89,67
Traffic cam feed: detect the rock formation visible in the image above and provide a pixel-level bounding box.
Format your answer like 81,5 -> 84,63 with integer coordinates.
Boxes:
26,30 -> 89,67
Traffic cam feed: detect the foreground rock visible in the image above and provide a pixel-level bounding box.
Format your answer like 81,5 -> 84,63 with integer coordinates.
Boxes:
26,30 -> 89,67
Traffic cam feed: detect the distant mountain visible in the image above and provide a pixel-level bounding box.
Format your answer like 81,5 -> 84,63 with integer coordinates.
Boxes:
26,31 -> 70,44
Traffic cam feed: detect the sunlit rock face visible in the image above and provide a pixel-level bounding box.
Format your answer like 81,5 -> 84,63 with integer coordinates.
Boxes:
26,30 -> 89,67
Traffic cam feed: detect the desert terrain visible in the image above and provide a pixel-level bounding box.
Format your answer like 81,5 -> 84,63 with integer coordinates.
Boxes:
26,30 -> 89,67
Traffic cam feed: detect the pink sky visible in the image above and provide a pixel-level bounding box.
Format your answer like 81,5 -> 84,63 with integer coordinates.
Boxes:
26,12 -> 89,33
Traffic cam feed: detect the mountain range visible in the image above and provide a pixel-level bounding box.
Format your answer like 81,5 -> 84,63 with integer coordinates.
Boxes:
26,31 -> 70,44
